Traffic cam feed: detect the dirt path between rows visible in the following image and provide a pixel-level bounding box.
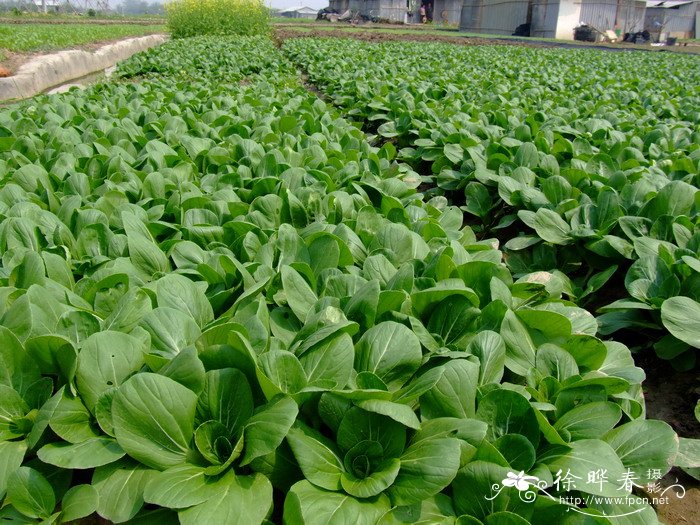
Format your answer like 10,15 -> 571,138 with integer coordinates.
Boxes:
637,354 -> 700,524
274,27 -> 542,48
274,24 -> 700,55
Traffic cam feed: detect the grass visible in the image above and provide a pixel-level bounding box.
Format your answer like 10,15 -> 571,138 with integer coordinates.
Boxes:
271,17 -> 317,24
0,23 -> 165,53
0,12 -> 165,24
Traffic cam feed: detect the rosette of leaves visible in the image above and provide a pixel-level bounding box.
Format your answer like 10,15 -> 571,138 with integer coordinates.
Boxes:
284,403 -> 483,524
118,370 -> 298,525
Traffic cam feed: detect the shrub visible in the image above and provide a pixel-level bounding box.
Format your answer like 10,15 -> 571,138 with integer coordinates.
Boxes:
165,0 -> 270,38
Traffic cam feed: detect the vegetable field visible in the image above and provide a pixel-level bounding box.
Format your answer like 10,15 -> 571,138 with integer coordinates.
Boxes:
0,33 -> 697,524
285,38 -> 700,368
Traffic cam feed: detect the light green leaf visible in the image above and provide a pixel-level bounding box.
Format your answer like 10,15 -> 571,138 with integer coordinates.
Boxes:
554,402 -> 622,441
388,438 -> 461,506
675,437 -> 700,468
468,330 -> 506,385
0,326 -> 40,395
49,391 -> 100,444
178,471 -> 272,525
240,395 -> 298,466
661,296 -> 700,348
355,399 -> 422,430
0,441 -> 27,499
281,265 -> 317,324
354,321 -> 422,391
37,437 -> 125,469
101,288 -> 152,333
476,388 -> 540,448
139,307 -> 202,358
500,310 -> 536,376
338,407 -> 406,458
6,467 -> 55,519
156,274 -> 214,328
340,454 -> 399,498
61,484 -> 98,522
197,368 -> 253,436
144,465 -> 224,509
75,331 -> 145,411
284,480 -> 392,525
298,333 -> 354,390
92,460 -> 157,523
0,385 -> 29,440
258,350 -> 307,395
539,439 -> 627,497
112,373 -> 197,470
158,346 -> 206,394
123,212 -> 170,276
603,419 -> 678,483
421,359 -> 479,419
286,424 -> 344,491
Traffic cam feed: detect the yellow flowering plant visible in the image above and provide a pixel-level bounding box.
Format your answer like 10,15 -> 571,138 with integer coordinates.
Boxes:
166,0 -> 270,38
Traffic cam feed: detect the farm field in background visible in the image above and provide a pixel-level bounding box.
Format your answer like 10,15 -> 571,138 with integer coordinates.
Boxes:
0,22 -> 164,53
0,13 -> 165,25
0,13 -> 698,525
0,20 -> 165,75
274,22 -> 700,55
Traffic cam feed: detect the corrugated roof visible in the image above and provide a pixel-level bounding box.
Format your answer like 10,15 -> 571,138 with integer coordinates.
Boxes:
278,6 -> 318,13
645,0 -> 694,8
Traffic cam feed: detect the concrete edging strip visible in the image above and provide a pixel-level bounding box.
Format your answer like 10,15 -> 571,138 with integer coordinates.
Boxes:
0,34 -> 168,102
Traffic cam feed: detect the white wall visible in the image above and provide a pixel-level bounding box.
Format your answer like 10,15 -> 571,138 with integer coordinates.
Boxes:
530,0 -> 583,39
555,0 -> 582,38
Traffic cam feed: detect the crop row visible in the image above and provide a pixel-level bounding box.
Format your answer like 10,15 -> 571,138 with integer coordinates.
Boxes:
0,36 -> 693,524
0,23 -> 165,54
282,38 -> 700,369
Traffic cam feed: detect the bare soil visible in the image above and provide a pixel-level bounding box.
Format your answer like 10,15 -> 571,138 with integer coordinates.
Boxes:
654,471 -> 700,525
633,353 -> 700,524
0,49 -> 32,76
274,24 -> 700,55
640,356 -> 700,439
274,27 -> 541,48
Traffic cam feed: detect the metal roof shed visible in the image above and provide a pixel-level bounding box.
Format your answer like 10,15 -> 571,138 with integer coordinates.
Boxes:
327,0 -> 461,24
328,0 -> 408,23
579,0 -> 646,34
459,0 -> 648,38
459,0 -> 584,39
459,0 -> 530,35
645,0 -> 698,38
278,6 -> 319,18
434,0 -> 463,24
